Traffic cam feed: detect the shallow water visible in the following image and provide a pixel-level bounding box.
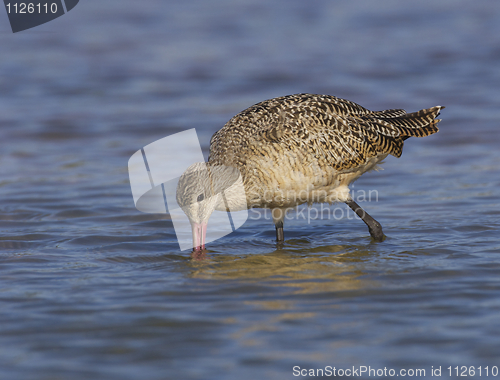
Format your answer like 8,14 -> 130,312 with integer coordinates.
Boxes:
1,0 -> 500,379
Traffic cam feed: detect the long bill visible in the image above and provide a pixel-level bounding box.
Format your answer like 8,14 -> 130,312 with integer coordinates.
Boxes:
191,222 -> 208,252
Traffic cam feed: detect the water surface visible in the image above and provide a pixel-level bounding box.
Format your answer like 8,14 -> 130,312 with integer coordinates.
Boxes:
1,1 -> 500,379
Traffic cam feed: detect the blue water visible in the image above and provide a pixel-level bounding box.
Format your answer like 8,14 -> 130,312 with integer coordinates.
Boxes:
1,1 -> 500,379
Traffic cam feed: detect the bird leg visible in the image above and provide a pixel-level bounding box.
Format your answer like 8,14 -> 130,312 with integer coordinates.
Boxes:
275,220 -> 284,242
345,200 -> 385,241
271,208 -> 285,243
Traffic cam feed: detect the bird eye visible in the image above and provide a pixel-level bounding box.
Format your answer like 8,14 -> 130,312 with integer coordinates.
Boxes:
197,193 -> 204,202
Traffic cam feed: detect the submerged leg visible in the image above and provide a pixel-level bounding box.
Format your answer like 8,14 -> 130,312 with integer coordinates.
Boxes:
275,220 -> 284,242
271,208 -> 285,243
345,200 -> 385,242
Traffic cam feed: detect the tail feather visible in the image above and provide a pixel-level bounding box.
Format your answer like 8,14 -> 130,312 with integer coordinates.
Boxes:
369,105 -> 444,138
401,118 -> 441,140
369,108 -> 407,118
360,105 -> 444,158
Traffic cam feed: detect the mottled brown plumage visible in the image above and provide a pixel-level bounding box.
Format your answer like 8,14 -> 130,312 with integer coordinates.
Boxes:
209,93 -> 443,210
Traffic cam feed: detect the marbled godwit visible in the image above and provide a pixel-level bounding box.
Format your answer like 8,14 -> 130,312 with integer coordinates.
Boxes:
176,93 -> 444,253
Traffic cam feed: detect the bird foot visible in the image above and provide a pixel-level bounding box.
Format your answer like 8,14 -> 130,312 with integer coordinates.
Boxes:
368,222 -> 385,242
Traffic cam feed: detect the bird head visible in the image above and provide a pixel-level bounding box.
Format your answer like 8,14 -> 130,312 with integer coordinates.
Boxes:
176,162 -> 241,253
